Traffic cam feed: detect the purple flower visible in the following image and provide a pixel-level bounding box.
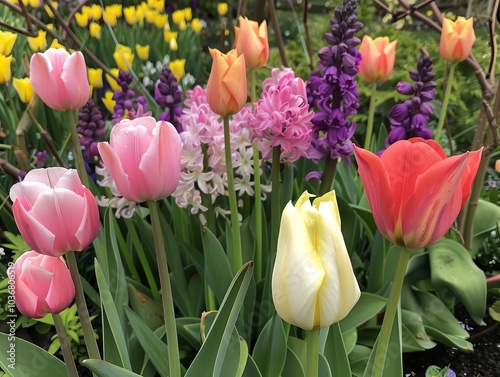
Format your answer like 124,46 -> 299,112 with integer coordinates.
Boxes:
306,0 -> 363,163
35,150 -> 47,167
112,70 -> 148,123
77,99 -> 106,161
155,66 -> 183,132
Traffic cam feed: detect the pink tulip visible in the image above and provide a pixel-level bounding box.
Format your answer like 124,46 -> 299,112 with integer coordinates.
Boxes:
11,251 -> 75,318
97,116 -> 182,202
10,167 -> 100,257
354,138 -> 481,250
30,48 -> 90,111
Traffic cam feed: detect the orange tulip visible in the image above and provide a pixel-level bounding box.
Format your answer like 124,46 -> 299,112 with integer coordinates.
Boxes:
439,17 -> 475,63
206,48 -> 247,116
358,36 -> 397,83
234,16 -> 269,69
354,138 -> 481,250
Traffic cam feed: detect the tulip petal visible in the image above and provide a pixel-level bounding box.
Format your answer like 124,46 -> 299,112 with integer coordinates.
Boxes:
24,263 -> 53,301
45,260 -> 75,314
16,278 -> 42,317
98,141 -> 136,201
29,53 -> 61,110
74,189 -> 99,250
62,51 -> 90,109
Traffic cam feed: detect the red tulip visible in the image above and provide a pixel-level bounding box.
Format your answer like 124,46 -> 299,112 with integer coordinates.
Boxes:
10,168 -> 100,257
354,138 -> 481,250
11,250 -> 75,318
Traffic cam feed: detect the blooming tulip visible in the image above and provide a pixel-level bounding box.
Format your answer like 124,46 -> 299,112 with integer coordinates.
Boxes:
30,49 -> 90,111
358,35 -> 397,83
169,59 -> 185,80
354,138 -> 481,250
105,68 -> 121,92
234,16 -> 269,69
0,31 -> 17,55
11,251 -> 75,318
75,12 -> 89,28
206,48 -> 247,116
89,22 -> 101,39
27,30 -> 47,52
102,91 -> 116,114
13,77 -> 35,104
272,190 -> 361,330
191,18 -> 203,33
217,3 -> 228,16
135,44 -> 150,61
0,54 -> 12,84
113,44 -> 134,72
440,16 -> 475,63
97,116 -> 182,202
10,168 -> 100,257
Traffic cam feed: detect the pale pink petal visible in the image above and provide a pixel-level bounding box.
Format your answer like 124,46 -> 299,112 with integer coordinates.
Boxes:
30,53 -> 61,110
61,51 -> 90,109
98,141 -> 136,201
74,189 -> 100,249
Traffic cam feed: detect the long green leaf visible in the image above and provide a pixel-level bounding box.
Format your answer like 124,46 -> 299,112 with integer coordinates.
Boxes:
252,313 -> 287,377
340,292 -> 387,332
323,322 -> 352,376
84,359 -> 142,377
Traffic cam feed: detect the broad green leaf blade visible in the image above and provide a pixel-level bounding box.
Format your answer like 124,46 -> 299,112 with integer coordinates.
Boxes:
252,313 -> 287,377
0,333 -> 66,377
83,359 -> 143,377
429,238 -> 486,325
472,199 -> 500,253
424,326 -> 473,351
281,346 -> 305,377
242,355 -> 263,377
318,353 -> 333,377
401,310 -> 436,351
323,322 -> 352,376
340,292 -> 387,332
127,284 -> 163,331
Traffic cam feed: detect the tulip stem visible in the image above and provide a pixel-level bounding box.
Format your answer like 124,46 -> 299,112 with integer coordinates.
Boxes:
253,139 -> 263,281
434,63 -> 456,143
306,328 -> 320,377
64,110 -> 90,190
147,200 -> 180,377
53,313 -> 79,377
223,115 -> 243,273
65,251 -> 101,361
363,82 -> 378,151
372,248 -> 411,377
271,146 -> 282,254
319,157 -> 338,196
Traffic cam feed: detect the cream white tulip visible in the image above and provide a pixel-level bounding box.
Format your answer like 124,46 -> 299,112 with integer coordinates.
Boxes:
272,190 -> 361,330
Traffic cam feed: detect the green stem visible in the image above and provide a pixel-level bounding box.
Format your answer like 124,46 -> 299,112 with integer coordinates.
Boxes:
124,217 -> 161,301
372,248 -> 411,377
363,82 -> 378,151
64,110 -> 90,189
434,63 -> 456,142
253,140 -> 263,281
250,69 -> 257,105
271,146 -> 282,253
53,313 -> 79,377
306,327 -> 320,377
147,200 -> 180,377
318,157 -> 338,196
65,251 -> 101,361
223,115 -> 243,273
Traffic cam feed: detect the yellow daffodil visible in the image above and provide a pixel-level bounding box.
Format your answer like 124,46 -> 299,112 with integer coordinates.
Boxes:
75,12 -> 89,28
135,44 -> 150,61
191,18 -> 203,33
0,54 -> 13,84
217,3 -> 228,16
124,6 -> 138,25
169,59 -> 185,80
147,0 -> 164,11
183,7 -> 192,21
163,30 -> 177,43
172,10 -> 184,25
44,1 -> 57,18
154,13 -> 168,28
89,22 -> 101,39
113,44 -> 134,72
12,77 -> 34,104
88,68 -> 103,89
102,91 -> 116,114
27,30 -> 47,52
0,31 -> 17,55
105,68 -> 121,92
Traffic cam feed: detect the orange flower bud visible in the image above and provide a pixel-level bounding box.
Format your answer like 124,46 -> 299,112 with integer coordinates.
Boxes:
234,16 -> 269,69
358,36 -> 397,83
439,17 -> 475,63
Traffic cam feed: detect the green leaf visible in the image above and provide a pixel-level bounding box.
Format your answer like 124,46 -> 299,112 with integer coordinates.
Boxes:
0,333 -> 66,377
472,199 -> 500,254
252,313 -> 287,377
127,284 -> 163,331
489,300 -> 500,322
429,238 -> 486,325
340,292 -> 387,332
401,310 -> 436,351
242,356 -> 263,377
281,346 -> 305,377
323,322 -> 352,376
424,326 -> 473,351
318,354 -> 333,377
83,359 -> 143,377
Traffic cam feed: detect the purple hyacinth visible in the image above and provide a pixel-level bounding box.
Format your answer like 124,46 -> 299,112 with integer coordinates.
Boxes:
385,55 -> 436,147
112,70 -> 148,123
155,66 -> 183,132
77,99 -> 106,161
306,0 -> 363,163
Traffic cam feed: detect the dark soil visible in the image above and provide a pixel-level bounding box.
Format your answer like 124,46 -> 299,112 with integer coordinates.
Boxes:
403,307 -> 500,377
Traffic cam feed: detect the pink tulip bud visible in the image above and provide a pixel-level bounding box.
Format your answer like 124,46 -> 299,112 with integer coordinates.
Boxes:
439,17 -> 475,63
358,36 -> 397,83
10,168 -> 100,257
97,116 -> 183,202
11,251 -> 75,318
30,48 -> 90,111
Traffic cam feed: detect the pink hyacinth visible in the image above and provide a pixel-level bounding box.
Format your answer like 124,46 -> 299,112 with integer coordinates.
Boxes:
249,68 -> 313,162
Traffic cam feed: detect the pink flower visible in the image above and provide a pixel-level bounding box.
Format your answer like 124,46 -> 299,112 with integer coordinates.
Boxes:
30,48 -> 90,111
98,116 -> 183,202
249,68 -> 314,162
10,168 -> 100,257
11,251 -> 75,318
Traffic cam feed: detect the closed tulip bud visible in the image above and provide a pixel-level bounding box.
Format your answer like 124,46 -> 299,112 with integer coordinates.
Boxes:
113,44 -> 134,72
11,251 -> 75,318
91,4 -> 102,20
354,138 -> 482,250
27,30 -> 47,52
135,44 -> 150,61
30,49 -> 90,111
10,168 -> 100,257
154,13 -> 168,29
206,48 -> 247,116
272,190 -> 361,330
103,10 -> 118,27
105,68 -> 121,92
169,59 -> 185,80
13,77 -> 34,103
191,18 -> 203,33
0,54 -> 12,84
75,12 -> 89,28
234,16 -> 269,69
102,91 -> 116,114
97,116 -> 182,202
358,35 -> 397,83
440,17 -> 475,63
124,6 -> 137,26
44,1 -> 57,18
89,22 -> 101,39
217,2 -> 228,16
87,68 -> 103,89
0,31 -> 17,55
148,0 -> 164,11
169,37 -> 178,51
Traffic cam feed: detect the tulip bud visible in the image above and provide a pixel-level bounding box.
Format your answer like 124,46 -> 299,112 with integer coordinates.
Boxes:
234,16 -> 269,69
439,17 -> 475,63
358,35 -> 397,83
13,77 -> 35,104
272,190 -> 361,330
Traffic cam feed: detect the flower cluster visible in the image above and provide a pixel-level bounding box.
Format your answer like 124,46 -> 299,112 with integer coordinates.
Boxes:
172,86 -> 269,217
385,55 -> 436,147
77,99 -> 106,162
112,70 -> 148,122
306,0 -> 363,163
249,68 -> 314,162
155,65 -> 183,132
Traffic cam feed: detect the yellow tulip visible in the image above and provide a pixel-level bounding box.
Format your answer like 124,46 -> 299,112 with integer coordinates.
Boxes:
439,16 -> 476,63
88,68 -> 103,89
135,44 -> 150,61
147,0 -> 164,11
102,91 -> 116,114
49,39 -> 65,49
44,1 -> 57,18
103,10 -> 118,27
169,38 -> 178,51
169,59 -> 185,80
217,3 -> 228,16
89,22 -> 101,39
172,10 -> 184,25
27,30 -> 47,52
0,54 -> 12,84
154,13 -> 168,28
272,191 -> 361,330
145,8 -> 156,24
29,0 -> 41,7
91,4 -> 102,20
13,77 -> 34,103
113,44 -> 134,72
81,5 -> 93,19
183,7 -> 192,21
191,18 -> 203,33
75,12 -> 89,28
105,68 -> 121,92
124,6 -> 138,25
0,31 -> 17,56
163,30 -> 177,43
135,4 -> 145,23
